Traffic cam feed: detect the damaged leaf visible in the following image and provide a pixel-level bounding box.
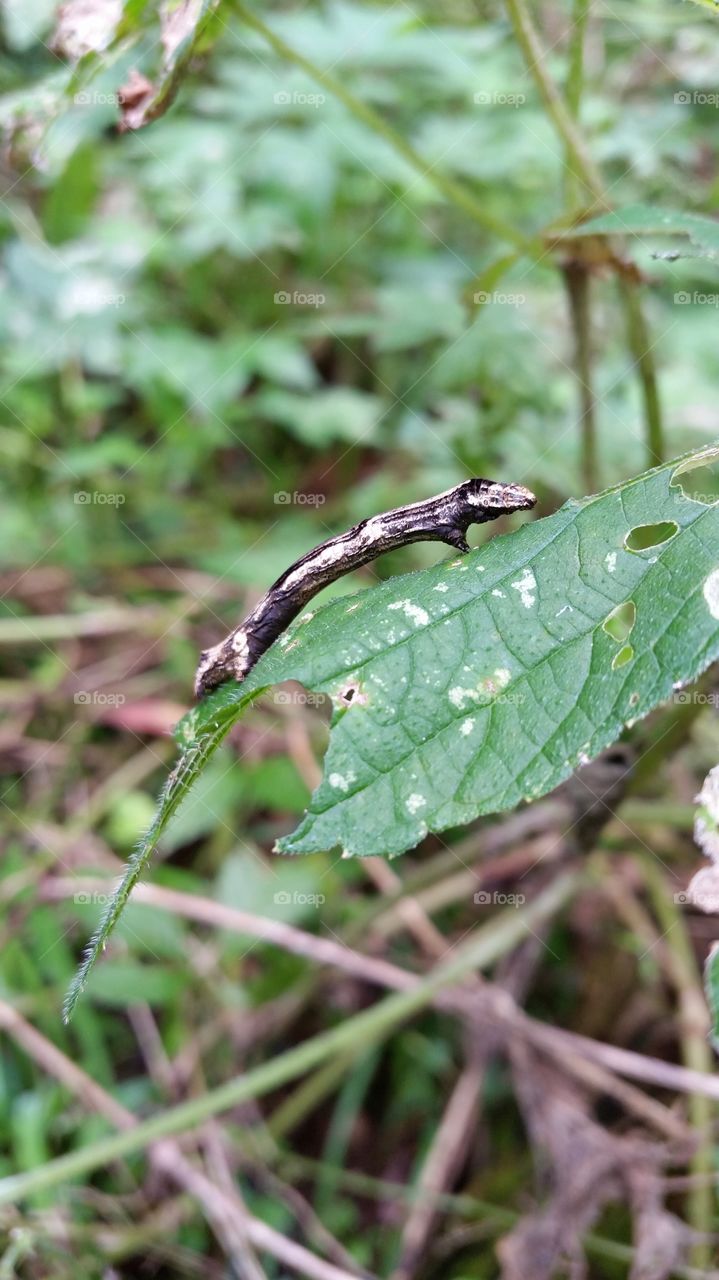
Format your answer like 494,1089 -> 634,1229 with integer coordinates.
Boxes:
119,0 -> 222,130
567,204 -> 719,262
65,445 -> 719,1016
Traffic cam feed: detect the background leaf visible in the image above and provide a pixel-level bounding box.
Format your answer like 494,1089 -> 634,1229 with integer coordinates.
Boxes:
569,204 -> 719,260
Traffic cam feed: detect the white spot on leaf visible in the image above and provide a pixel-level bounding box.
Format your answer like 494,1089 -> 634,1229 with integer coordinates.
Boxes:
449,686 -> 476,709
449,668 -> 511,708
605,552 -> 617,574
388,599 -> 430,626
406,793 -> 426,814
460,718 -> 475,736
702,568 -> 719,619
511,567 -> 536,608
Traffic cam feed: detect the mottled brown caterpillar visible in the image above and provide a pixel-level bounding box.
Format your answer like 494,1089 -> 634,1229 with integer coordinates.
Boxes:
194,477 -> 536,697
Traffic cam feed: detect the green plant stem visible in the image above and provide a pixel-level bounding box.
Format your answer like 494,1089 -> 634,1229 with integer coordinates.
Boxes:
563,259 -> 598,491
618,275 -> 665,464
502,0 -> 604,204
267,1054 -> 355,1140
230,0 -> 528,251
564,0 -> 592,211
0,872 -> 578,1208
636,855 -> 715,1272
566,0 -> 591,119
500,0 -> 665,468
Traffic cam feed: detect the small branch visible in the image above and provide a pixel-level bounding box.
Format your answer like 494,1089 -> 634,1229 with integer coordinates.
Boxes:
0,605 -> 171,644
44,873 -> 718,1115
0,998 -> 373,1280
391,1065 -> 484,1280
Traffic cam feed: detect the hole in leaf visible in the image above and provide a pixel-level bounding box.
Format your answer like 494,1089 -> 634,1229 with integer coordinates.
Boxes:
670,448 -> 719,506
612,644 -> 634,670
629,692 -> 640,706
624,521 -> 678,552
335,678 -> 367,709
603,600 -> 636,644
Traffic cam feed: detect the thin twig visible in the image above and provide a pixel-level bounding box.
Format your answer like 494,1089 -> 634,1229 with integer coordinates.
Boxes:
42,875 -> 715,1115
0,998 -> 370,1280
1,874 -> 581,1205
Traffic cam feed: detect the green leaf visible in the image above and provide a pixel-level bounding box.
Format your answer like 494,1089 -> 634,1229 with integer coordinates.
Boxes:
65,445 -> 719,1016
567,204 -> 719,260
704,944 -> 719,1052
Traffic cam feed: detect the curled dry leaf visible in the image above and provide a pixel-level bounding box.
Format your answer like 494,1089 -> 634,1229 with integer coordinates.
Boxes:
53,0 -> 123,59
118,71 -> 156,133
162,0 -> 206,63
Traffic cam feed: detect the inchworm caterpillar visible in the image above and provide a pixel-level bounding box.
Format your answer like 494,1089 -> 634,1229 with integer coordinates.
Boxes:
194,477 -> 536,697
